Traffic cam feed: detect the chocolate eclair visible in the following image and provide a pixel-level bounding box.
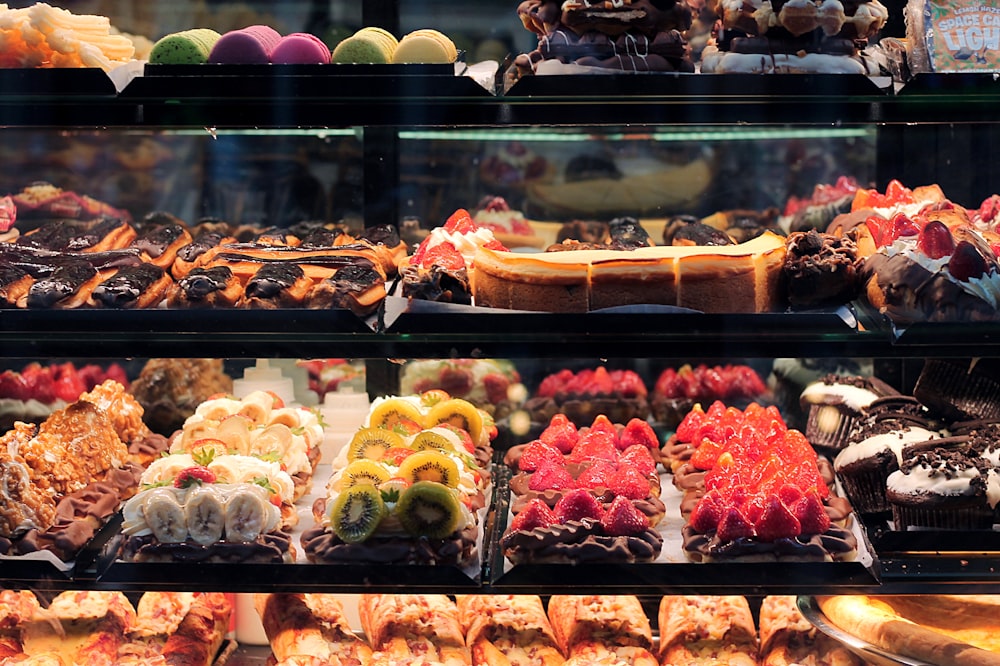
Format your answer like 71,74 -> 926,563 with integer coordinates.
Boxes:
130,223 -> 193,269
305,263 -> 386,316
168,265 -> 242,308
91,263 -> 172,309
23,259 -> 101,309
242,262 -> 312,309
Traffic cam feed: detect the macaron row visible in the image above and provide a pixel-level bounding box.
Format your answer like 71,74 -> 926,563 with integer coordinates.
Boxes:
331,27 -> 458,64
148,25 -> 459,66
150,26 -> 331,65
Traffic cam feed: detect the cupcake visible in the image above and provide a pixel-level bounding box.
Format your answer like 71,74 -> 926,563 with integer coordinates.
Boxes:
833,396 -> 944,515
800,374 -> 899,453
913,358 -> 1000,422
886,437 -> 995,531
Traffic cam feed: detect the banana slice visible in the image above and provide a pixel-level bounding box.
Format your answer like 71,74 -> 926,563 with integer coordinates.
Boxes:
142,488 -> 188,543
184,486 -> 226,546
224,487 -> 270,542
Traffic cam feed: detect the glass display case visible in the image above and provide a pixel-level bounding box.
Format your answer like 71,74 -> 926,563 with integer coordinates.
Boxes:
5,1 -> 1000,664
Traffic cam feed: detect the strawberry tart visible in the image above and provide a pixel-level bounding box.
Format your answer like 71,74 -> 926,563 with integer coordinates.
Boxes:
0,361 -> 129,430
669,401 -> 857,562
651,363 -> 770,429
400,208 -> 508,305
524,366 -> 650,428
501,413 -> 665,564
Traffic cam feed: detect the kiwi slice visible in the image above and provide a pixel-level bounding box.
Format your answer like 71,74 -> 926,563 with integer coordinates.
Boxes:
394,480 -> 462,539
337,459 -> 391,490
328,483 -> 386,543
396,450 -> 460,488
368,398 -> 426,431
410,428 -> 460,454
425,399 -> 484,446
346,427 -> 405,462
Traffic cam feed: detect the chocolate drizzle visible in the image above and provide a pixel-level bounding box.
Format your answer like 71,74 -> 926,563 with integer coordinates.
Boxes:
301,524 -> 478,566
681,523 -> 857,563
502,517 -> 663,564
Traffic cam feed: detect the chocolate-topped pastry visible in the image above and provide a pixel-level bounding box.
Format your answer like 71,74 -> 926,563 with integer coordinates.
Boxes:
242,262 -> 312,309
306,263 -> 386,317
511,0 -> 695,79
130,223 -> 193,269
800,374 -> 899,453
668,221 -> 733,247
783,229 -> 861,309
17,217 -> 136,253
171,231 -> 234,278
833,396 -> 946,515
91,263 -> 172,309
25,259 -> 100,309
608,216 -> 654,250
169,265 -> 242,308
556,220 -> 610,245
0,264 -> 33,308
401,264 -> 471,305
886,438 -> 997,530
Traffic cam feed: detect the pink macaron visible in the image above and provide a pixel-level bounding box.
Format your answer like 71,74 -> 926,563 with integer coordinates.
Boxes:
271,32 -> 331,64
209,25 -> 281,64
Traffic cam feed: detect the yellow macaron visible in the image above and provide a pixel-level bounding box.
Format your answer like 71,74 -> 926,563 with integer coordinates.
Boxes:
391,28 -> 457,64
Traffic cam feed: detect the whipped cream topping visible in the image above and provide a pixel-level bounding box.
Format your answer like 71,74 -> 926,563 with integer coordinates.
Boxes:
834,427 -> 942,469
882,235 -> 1000,308
800,382 -> 881,411
141,453 -> 295,504
887,462 -> 981,497
424,227 -> 498,266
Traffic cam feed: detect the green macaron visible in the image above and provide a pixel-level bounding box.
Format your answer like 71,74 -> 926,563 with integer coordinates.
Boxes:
150,28 -> 222,65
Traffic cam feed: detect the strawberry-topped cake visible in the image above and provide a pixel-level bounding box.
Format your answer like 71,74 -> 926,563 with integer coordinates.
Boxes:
671,402 -> 857,563
781,176 -> 861,233
524,366 -> 650,429
844,180 -> 1000,324
400,208 -> 508,305
470,196 -> 546,250
500,413 -> 665,564
0,361 -> 129,430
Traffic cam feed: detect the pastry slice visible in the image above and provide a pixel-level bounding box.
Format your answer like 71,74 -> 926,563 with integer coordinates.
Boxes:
21,591 -> 137,665
759,596 -> 862,666
658,595 -> 758,665
457,595 -> 564,666
255,593 -> 372,665
360,594 -> 470,665
547,595 -> 655,664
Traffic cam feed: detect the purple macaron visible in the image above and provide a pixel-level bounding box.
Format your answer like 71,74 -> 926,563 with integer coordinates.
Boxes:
209,25 -> 281,64
271,32 -> 332,64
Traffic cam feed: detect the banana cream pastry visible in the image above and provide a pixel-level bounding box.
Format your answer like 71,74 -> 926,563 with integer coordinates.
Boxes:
120,449 -> 296,563
302,394 -> 493,566
170,390 -> 324,501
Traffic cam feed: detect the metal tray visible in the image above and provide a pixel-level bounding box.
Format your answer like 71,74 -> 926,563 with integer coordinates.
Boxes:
797,596 -> 934,666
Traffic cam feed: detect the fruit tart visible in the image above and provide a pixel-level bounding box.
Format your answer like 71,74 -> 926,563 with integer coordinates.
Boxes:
651,363 -> 770,429
501,413 -> 665,564
674,402 -> 857,563
169,389 -> 324,501
119,448 -> 296,564
301,394 -> 494,567
524,366 -> 650,429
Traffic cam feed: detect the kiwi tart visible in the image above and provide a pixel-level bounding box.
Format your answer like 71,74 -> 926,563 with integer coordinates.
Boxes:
302,393 -> 495,567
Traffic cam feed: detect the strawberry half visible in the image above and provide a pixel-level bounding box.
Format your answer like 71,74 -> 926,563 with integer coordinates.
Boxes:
600,495 -> 648,536
754,495 -> 801,542
553,488 -> 605,523
509,499 -> 558,532
917,219 -> 955,259
174,466 -> 217,488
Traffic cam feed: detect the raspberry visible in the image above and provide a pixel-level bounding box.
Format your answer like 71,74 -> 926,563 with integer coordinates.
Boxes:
618,418 -> 658,451
754,495 -> 801,542
792,490 -> 832,535
528,464 -> 575,492
619,444 -> 656,477
574,460 -> 616,490
174,466 -> 217,488
509,499 -> 558,532
689,490 -> 725,533
600,496 -> 648,536
553,489 -> 605,523
517,440 -> 565,472
715,506 -> 755,543
539,413 -> 578,454
608,467 -> 650,500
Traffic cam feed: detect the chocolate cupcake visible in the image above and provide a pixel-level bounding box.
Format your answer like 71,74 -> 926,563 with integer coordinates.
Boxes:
886,437 -> 996,531
833,396 -> 944,515
913,359 -> 1000,422
800,374 -> 899,453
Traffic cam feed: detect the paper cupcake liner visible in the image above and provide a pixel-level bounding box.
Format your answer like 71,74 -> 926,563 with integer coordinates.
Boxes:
891,503 -> 994,531
837,465 -> 891,515
805,404 -> 859,453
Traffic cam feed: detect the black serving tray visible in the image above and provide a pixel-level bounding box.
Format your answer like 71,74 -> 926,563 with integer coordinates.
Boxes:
0,67 -> 118,97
